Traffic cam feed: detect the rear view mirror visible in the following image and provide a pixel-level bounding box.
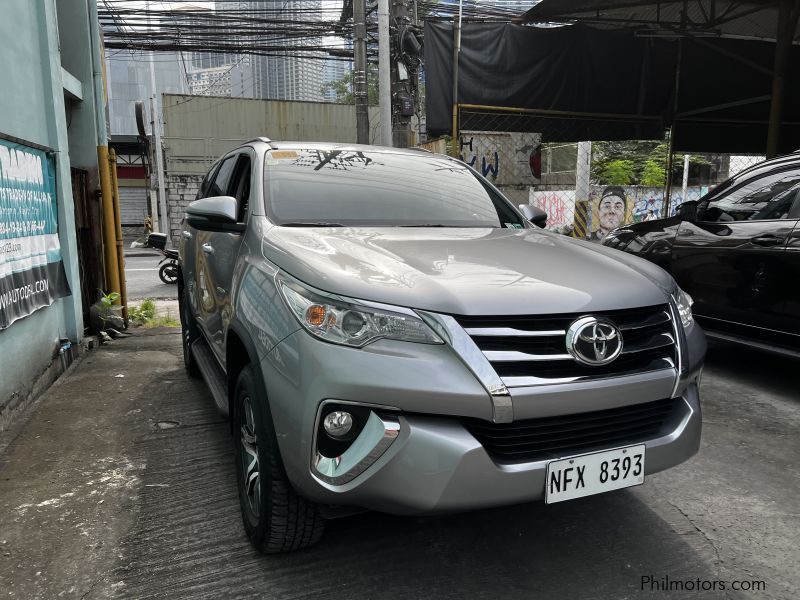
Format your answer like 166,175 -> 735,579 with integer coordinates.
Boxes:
519,204 -> 548,228
185,196 -> 245,232
678,200 -> 698,222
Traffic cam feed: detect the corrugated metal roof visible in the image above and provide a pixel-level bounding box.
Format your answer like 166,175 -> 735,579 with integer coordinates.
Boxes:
519,1 -> 797,44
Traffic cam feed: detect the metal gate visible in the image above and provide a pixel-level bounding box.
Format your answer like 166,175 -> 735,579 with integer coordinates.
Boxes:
118,186 -> 148,226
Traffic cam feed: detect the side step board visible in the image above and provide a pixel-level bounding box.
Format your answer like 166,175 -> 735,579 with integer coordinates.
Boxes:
191,338 -> 230,416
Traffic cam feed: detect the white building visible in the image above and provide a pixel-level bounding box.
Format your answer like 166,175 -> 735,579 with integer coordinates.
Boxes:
188,65 -> 233,97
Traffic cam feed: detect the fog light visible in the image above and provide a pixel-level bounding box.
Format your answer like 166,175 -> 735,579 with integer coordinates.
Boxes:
323,411 -> 353,438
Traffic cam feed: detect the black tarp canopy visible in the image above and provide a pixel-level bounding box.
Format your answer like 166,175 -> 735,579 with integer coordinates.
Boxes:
520,0 -> 798,43
425,1 -> 800,154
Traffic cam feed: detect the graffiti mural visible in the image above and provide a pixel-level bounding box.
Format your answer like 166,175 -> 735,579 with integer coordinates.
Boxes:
591,186 -> 632,241
530,190 -> 576,230
459,131 -> 542,186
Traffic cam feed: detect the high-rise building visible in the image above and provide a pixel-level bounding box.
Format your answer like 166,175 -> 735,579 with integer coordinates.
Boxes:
321,35 -> 352,103
187,65 -> 233,97
105,49 -> 188,135
246,0 -> 325,102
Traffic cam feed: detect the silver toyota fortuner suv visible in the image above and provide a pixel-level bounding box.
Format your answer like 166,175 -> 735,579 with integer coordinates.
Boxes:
178,139 -> 705,553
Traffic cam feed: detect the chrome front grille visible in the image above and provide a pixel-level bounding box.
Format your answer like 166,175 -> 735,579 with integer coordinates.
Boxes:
455,305 -> 677,387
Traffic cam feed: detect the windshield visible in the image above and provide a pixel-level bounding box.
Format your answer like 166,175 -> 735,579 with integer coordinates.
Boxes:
263,149 -> 526,228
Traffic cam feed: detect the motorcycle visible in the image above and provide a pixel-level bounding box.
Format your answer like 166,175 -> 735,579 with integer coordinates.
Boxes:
131,231 -> 178,285
158,248 -> 179,284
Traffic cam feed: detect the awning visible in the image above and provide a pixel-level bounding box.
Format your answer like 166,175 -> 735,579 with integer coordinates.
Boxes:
513,0 -> 800,155
519,1 -> 798,41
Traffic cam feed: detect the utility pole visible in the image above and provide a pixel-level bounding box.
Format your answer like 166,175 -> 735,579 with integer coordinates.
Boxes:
378,0 -> 392,146
353,0 -> 370,144
390,0 -> 416,148
681,154 -> 690,205
450,0 -> 463,157
149,93 -> 167,237
765,0 -> 800,158
576,142 -> 592,238
147,0 -> 167,235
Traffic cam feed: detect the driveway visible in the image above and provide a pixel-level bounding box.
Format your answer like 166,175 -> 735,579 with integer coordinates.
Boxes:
0,330 -> 797,599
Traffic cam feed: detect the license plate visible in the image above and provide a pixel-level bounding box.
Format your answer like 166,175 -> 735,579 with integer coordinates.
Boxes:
545,444 -> 645,504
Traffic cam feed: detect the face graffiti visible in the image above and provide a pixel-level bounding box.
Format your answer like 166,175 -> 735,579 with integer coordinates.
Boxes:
598,192 -> 626,237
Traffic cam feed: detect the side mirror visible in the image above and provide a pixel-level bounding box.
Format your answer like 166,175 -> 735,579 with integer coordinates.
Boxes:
185,196 -> 245,232
678,200 -> 698,222
519,204 -> 548,228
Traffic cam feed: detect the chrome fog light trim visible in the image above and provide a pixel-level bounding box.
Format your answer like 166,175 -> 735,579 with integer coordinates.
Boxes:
312,402 -> 400,486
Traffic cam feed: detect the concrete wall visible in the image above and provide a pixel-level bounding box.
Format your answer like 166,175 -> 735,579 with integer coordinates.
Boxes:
161,94 -> 382,244
0,0 -> 99,430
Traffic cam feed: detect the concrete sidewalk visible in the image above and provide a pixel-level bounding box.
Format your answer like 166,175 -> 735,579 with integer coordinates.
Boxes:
0,329 -> 192,599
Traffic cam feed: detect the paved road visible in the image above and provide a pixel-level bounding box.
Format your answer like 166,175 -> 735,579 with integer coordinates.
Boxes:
1,331 -> 797,599
124,253 -> 178,301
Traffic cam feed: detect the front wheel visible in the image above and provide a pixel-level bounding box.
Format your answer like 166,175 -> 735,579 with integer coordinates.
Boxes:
233,365 -> 325,553
159,262 -> 178,284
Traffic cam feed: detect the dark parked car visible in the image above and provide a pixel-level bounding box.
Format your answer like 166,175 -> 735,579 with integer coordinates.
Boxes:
603,152 -> 800,357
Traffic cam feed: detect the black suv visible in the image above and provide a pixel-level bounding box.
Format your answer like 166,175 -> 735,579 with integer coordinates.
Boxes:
603,153 -> 800,357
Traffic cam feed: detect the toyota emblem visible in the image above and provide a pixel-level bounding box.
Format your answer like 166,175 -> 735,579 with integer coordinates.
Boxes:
566,316 -> 623,366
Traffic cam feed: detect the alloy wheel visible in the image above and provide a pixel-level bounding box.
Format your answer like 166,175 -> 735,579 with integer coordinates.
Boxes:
239,396 -> 261,519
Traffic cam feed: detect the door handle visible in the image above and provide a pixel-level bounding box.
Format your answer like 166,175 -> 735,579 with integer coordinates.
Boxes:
201,243 -> 215,255
750,235 -> 783,247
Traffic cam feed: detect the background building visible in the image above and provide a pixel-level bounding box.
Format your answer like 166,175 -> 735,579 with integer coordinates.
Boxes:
106,50 -> 188,136
187,65 -> 233,96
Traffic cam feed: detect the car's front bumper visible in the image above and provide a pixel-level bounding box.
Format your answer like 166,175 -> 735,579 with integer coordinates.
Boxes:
259,324 -> 704,516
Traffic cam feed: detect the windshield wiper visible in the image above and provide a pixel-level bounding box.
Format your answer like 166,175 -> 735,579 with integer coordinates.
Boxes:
280,222 -> 345,227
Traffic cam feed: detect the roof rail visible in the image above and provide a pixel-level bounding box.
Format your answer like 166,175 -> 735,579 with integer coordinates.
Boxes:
245,136 -> 275,148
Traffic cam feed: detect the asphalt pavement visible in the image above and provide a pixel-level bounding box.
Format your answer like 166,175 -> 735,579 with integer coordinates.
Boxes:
124,252 -> 178,301
0,331 -> 797,600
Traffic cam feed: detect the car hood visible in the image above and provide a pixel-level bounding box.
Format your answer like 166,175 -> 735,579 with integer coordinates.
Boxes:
260,224 -> 673,316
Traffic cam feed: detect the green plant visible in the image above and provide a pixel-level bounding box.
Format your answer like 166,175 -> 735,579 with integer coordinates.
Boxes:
600,160 -> 635,185
94,290 -> 123,331
128,300 -> 180,328
100,291 -> 120,309
129,299 -> 157,326
641,159 -> 666,186
143,313 -> 180,329
320,63 -> 379,105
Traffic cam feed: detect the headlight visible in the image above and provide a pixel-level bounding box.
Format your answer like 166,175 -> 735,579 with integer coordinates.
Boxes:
672,284 -> 694,329
277,276 -> 443,347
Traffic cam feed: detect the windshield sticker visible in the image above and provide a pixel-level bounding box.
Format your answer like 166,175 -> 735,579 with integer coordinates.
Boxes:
270,150 -> 298,160
291,150 -> 380,172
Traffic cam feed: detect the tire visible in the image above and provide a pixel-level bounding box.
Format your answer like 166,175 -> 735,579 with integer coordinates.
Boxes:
233,365 -> 325,553
159,262 -> 178,284
178,285 -> 202,379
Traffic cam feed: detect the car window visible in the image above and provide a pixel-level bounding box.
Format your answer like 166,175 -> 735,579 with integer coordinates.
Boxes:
229,155 -> 252,222
263,149 -> 526,228
702,173 -> 800,222
698,160 -> 800,205
207,155 -> 237,198
197,162 -> 221,200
